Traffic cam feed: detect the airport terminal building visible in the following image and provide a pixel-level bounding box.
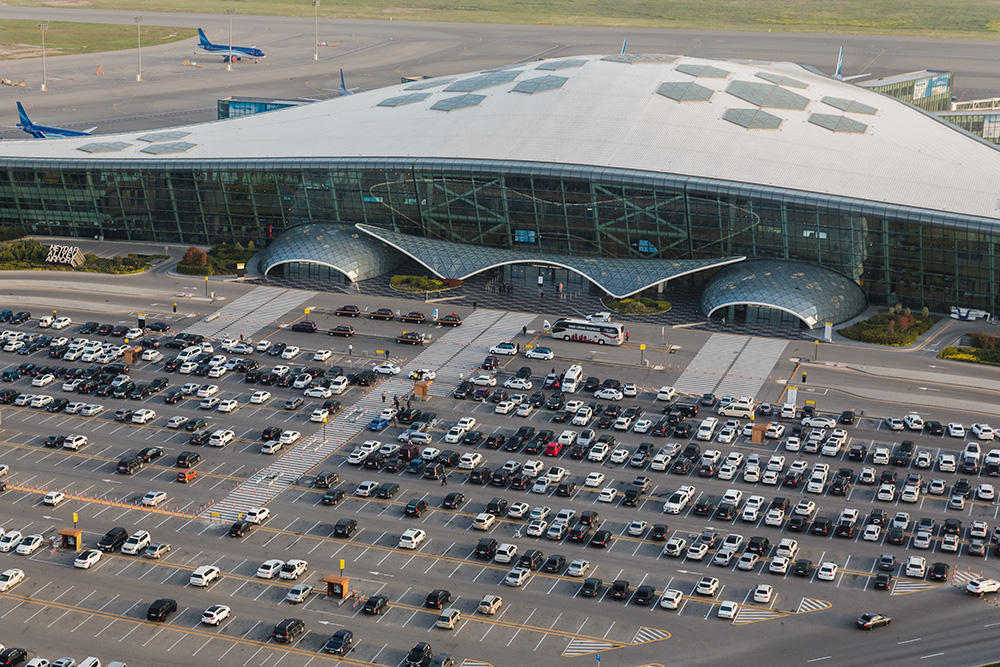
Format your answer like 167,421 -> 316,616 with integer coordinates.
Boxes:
2,54 -> 1000,327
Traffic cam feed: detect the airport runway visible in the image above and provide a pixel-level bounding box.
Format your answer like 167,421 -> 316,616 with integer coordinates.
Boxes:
1,7 -> 1000,137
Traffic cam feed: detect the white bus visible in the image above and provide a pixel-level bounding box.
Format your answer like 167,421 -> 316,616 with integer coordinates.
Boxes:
550,318 -> 625,345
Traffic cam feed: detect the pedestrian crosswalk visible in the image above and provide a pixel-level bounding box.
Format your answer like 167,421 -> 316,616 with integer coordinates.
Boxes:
631,626 -> 670,643
733,606 -> 784,624
952,569 -> 981,587
201,308 -> 530,521
561,639 -> 620,657
891,579 -> 941,596
673,334 -> 747,395
796,597 -> 832,614
713,337 -> 787,398
183,286 -> 316,340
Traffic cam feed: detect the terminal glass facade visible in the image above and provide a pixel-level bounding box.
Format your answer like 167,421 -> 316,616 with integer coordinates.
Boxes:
859,72 -> 953,112
0,157 -> 997,312
938,112 -> 1000,144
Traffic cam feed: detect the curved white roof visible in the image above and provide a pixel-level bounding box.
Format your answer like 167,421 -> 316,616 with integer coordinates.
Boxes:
4,54 -> 1000,220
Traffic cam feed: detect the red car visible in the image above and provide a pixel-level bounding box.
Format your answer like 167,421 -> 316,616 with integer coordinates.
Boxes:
544,442 -> 564,456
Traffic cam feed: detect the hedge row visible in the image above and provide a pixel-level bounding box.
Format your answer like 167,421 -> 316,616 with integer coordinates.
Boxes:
837,311 -> 938,346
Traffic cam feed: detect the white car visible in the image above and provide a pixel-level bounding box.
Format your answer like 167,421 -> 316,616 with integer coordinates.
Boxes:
526,520 -> 548,537
31,374 -> 54,387
472,375 -> 497,386
938,454 -> 957,472
256,559 -> 285,579
120,530 -> 151,555
217,398 -> 240,413
279,559 -> 309,580
255,340 -> 272,352
372,362 -> 401,375
718,601 -> 738,619
310,408 -> 330,423
141,490 -> 168,507
201,604 -> 232,625
884,417 -> 905,431
659,589 -> 684,609
444,426 -> 467,444
245,507 -> 270,524
141,349 -> 164,363
489,342 -> 519,356
74,549 -> 103,569
656,386 -> 678,401
304,386 -> 332,399
131,408 -> 156,424
209,429 -> 235,447
504,377 -> 533,390
507,502 -> 530,519
633,418 -> 653,434
862,524 -> 881,542
973,423 -> 996,440
567,559 -> 590,577
802,416 -> 836,428
495,400 -> 516,415
473,513 -> 497,530
398,528 -> 426,549
609,448 -> 630,464
769,556 -> 789,574
594,387 -> 623,401
947,423 -> 966,438
716,427 -> 736,444
42,491 -> 65,506
0,568 -> 25,592
312,349 -> 333,361
280,346 -> 301,359
584,472 -> 605,487
29,395 -> 53,408
504,567 -> 531,587
525,347 -> 554,360
196,384 -> 219,398
748,585 -> 774,606
51,316 -> 72,329
816,562 -> 839,581
15,534 -> 43,555
597,487 -> 618,503
460,453 -> 484,470
627,520 -> 648,537
249,390 -> 272,404
978,483 -> 996,501
279,430 -> 301,445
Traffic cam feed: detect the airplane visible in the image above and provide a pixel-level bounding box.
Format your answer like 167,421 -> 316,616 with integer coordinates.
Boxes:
15,102 -> 95,139
833,45 -> 870,82
338,69 -> 354,96
196,28 -> 265,60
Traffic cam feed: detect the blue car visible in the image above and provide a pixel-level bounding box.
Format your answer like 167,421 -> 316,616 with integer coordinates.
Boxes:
368,417 -> 389,432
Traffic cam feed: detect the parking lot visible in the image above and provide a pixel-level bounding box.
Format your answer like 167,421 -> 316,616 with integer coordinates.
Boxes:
0,298 -> 997,665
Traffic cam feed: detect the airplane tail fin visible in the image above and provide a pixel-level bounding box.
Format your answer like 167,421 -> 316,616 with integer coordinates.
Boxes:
339,68 -> 352,96
198,28 -> 211,47
15,101 -> 30,127
835,45 -> 844,78
621,38 -> 628,55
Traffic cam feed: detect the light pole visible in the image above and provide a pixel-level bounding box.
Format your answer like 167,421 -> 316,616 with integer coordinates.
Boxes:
39,22 -> 48,92
226,9 -> 234,71
134,16 -> 143,82
313,0 -> 320,61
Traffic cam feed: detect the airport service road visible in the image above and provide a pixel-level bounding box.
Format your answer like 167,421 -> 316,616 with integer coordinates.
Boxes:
3,7 -> 1000,138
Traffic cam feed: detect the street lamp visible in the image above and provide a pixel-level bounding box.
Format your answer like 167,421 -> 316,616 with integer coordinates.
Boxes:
134,16 -> 143,82
313,0 -> 320,61
226,9 -> 234,71
38,22 -> 48,92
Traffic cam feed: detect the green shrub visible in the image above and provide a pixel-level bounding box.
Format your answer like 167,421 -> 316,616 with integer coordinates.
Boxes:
390,275 -> 451,292
176,263 -> 214,276
838,309 -> 938,346
604,297 -> 672,315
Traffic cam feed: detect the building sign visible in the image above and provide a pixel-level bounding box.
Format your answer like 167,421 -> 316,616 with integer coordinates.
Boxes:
45,245 -> 85,267
514,230 -> 536,243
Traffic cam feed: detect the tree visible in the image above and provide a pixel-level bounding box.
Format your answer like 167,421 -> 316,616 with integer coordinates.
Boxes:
182,247 -> 200,264
247,240 -> 256,252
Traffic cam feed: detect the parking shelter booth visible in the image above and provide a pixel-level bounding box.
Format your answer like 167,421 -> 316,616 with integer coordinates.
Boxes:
58,528 -> 82,550
324,574 -> 350,599
413,379 -> 432,400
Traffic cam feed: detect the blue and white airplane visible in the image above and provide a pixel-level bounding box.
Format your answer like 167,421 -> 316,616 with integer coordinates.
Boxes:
15,102 -> 95,139
197,28 -> 265,60
832,46 -> 870,82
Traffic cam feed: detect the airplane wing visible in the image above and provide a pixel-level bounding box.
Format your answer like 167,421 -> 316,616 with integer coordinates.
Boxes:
29,129 -> 47,139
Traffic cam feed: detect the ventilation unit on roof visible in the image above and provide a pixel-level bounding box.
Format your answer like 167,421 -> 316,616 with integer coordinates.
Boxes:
821,96 -> 877,115
808,113 -> 868,133
675,64 -> 730,78
655,81 -> 714,102
726,81 -> 809,109
378,93 -> 432,107
138,130 -> 191,143
512,75 -> 568,94
140,141 -> 197,154
445,71 -> 522,92
723,108 -> 783,129
77,141 -> 132,153
431,94 -> 487,111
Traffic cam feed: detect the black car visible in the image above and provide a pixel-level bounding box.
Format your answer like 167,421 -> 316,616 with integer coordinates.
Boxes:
925,420 -> 945,435
673,422 -> 692,438
839,410 -> 856,424
228,520 -> 253,537
633,584 -> 655,606
541,554 -> 566,573
405,498 -> 429,516
609,579 -> 630,600
787,515 -> 808,532
321,489 -> 345,506
117,457 -> 143,475
334,518 -> 358,537
176,451 -> 201,468
291,320 -> 317,333
580,577 -> 602,597
424,589 -> 451,609
484,434 -> 506,450
518,550 -> 544,570
137,447 -> 163,463
874,573 -> 892,590
272,618 -> 306,643
810,517 -> 832,536
97,526 -> 129,551
188,431 -> 211,446
791,559 -> 813,576
568,524 -> 593,543
375,482 -> 399,499
886,527 -> 906,545
556,481 -> 577,497
399,311 -> 426,324
404,642 -> 433,667
0,648 -> 27,666
929,562 -> 950,581
146,598 -> 177,622
475,537 -> 498,559
323,629 -> 355,655
649,524 -> 669,541
590,529 -> 613,548
362,595 -> 389,615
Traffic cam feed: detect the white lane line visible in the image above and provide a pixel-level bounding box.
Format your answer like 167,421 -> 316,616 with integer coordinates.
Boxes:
807,657 -> 832,663
898,638 -> 922,644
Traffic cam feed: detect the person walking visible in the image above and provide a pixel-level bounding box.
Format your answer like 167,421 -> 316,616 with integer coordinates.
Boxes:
381,391 -> 387,403
440,473 -> 448,486
348,344 -> 353,356
522,325 -> 527,336
625,330 -> 630,342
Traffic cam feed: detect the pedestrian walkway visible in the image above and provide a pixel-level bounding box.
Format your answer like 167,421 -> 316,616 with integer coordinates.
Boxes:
673,334 -> 748,395
951,569 -> 981,588
182,286 -> 316,340
561,639 -> 620,657
631,626 -> 670,643
713,337 -> 787,398
890,579 -> 941,595
200,308 -> 528,521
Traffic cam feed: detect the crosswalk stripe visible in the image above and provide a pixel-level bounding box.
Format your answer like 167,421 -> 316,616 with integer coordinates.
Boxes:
459,660 -> 493,667
890,580 -> 941,595
562,639 -> 618,657
952,570 -> 982,586
734,607 -> 784,624
796,597 -> 831,613
632,626 -> 670,643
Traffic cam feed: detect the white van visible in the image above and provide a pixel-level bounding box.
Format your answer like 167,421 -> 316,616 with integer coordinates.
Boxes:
696,417 -> 718,441
779,403 -> 796,419
38,315 -> 53,328
176,345 -> 203,362
435,607 -> 461,629
562,365 -> 583,393
719,400 -> 755,418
